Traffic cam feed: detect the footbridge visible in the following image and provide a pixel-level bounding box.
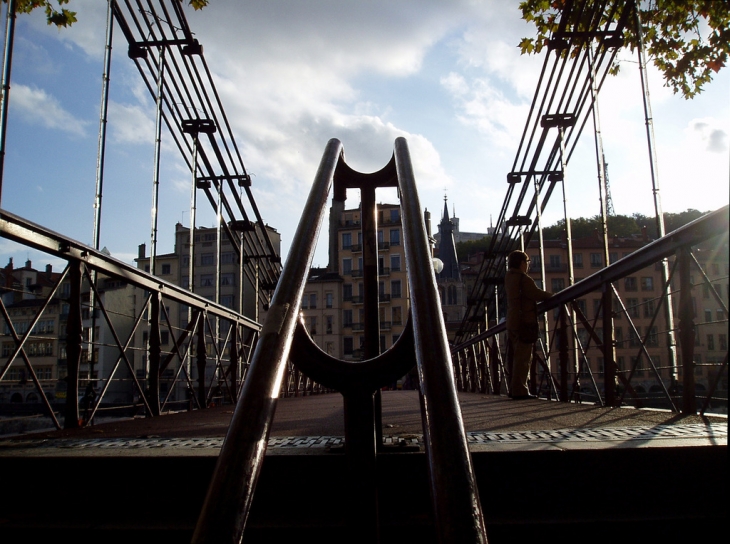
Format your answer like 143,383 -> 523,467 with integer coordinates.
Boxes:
0,1 -> 726,543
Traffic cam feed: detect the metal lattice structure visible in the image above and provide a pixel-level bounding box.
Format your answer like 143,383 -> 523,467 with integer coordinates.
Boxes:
455,0 -> 632,343
111,0 -> 281,301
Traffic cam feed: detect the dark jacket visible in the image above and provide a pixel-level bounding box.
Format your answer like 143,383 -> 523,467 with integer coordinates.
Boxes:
505,268 -> 552,333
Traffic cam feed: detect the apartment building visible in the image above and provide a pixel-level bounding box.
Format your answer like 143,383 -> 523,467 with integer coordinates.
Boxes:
301,203 -> 408,360
523,231 -> 729,396
0,259 -> 63,404
135,222 -> 281,402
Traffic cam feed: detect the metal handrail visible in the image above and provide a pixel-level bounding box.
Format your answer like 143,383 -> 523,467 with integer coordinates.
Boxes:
0,210 -> 260,330
0,209 -> 264,426
191,138 -> 342,544
453,206 -> 729,352
395,137 -> 487,543
193,137 -> 487,543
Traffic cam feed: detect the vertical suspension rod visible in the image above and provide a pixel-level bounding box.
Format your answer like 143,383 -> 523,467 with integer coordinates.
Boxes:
92,0 -> 114,251
633,1 -> 678,385
558,126 -> 578,387
88,0 -> 115,396
0,0 -> 16,202
150,47 -> 165,277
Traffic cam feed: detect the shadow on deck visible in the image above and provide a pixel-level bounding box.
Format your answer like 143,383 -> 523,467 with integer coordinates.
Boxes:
1,391 -> 726,543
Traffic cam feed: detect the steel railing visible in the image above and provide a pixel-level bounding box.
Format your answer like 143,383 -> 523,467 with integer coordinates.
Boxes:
451,206 -> 729,415
192,137 -> 487,543
0,209 -> 272,428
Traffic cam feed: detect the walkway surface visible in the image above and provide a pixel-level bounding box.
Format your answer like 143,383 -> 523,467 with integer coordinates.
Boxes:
1,391 -> 726,455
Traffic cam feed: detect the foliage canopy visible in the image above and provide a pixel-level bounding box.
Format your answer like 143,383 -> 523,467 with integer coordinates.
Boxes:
538,209 -> 707,240
455,209 -> 708,261
518,0 -> 730,99
7,0 -> 209,28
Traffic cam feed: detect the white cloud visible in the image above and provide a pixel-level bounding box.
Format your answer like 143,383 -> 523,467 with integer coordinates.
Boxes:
691,119 -> 729,154
11,83 -> 88,136
440,73 -> 529,149
107,101 -> 155,145
5,0 -> 727,266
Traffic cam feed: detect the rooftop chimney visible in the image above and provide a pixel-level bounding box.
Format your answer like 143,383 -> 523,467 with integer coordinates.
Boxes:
138,243 -> 146,260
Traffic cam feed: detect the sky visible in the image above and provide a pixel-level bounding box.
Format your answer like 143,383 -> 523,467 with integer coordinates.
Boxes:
0,0 -> 728,273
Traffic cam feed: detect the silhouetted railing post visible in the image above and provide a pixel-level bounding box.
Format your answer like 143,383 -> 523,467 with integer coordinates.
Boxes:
469,344 -> 478,392
148,293 -> 161,416
678,246 -> 697,414
489,337 -> 500,395
196,312 -> 207,408
559,305 -> 570,402
602,283 -> 617,406
64,260 -> 82,429
530,345 -> 537,394
229,325 -> 239,403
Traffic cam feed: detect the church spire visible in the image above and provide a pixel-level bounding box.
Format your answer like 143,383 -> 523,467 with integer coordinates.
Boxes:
437,196 -> 460,281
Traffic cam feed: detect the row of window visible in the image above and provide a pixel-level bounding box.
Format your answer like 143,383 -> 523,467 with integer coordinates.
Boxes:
1,366 -> 53,382
301,292 -> 334,310
343,333 -> 401,356
180,273 -> 237,289
152,252 -> 238,273
303,306 -> 405,334
706,334 -> 728,351
1,342 -> 54,357
533,252 -> 616,269
703,309 -> 727,323
342,229 -> 400,249
3,319 -> 57,336
342,281 -> 402,301
342,254 -> 401,275
438,285 -> 460,305
544,276 -> 657,293
304,315 -> 334,336
302,280 -> 403,310
554,325 -> 727,352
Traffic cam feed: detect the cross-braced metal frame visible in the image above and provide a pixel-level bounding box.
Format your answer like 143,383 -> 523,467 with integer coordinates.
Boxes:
451,208 -> 729,415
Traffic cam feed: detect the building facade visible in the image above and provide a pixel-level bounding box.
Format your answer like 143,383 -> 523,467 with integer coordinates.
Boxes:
301,203 -> 409,360
435,199 -> 468,340
522,231 -> 729,398
0,259 -> 63,404
135,222 -> 281,403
